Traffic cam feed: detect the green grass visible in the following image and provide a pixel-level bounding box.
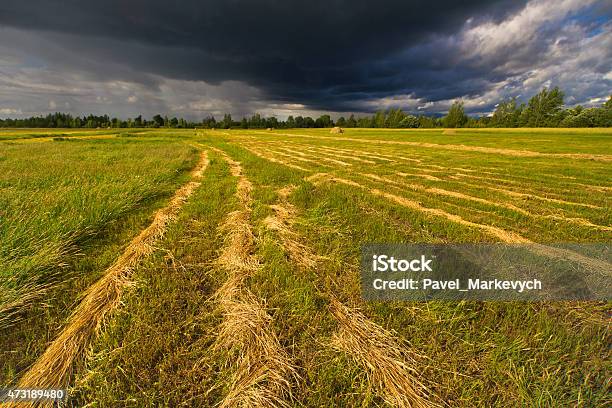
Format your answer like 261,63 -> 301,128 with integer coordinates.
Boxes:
0,191 -> 174,385
0,137 -> 197,325
72,150 -> 237,406
1,127 -> 610,407
0,128 -> 126,141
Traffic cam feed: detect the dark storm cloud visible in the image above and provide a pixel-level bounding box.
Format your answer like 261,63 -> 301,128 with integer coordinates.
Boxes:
1,0 -> 611,117
0,0 -> 530,111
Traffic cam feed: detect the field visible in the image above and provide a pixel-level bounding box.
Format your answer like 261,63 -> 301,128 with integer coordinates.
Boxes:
0,127 -> 610,407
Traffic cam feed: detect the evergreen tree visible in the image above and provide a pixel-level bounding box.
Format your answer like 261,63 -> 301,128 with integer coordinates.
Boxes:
346,114 -> 357,128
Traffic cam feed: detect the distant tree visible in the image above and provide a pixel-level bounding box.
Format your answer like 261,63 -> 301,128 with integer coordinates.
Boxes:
201,115 -> 216,128
221,113 -> 233,129
315,114 -> 332,128
373,111 -> 386,128
336,116 -> 346,127
443,101 -> 467,128
491,98 -> 522,127
385,108 -> 407,128
267,116 -> 279,128
303,116 -> 315,127
249,113 -> 262,128
398,115 -> 419,128
286,115 -> 295,128
356,116 -> 373,127
346,114 -> 357,128
560,107 -> 612,127
521,87 -> 564,127
152,114 -> 164,128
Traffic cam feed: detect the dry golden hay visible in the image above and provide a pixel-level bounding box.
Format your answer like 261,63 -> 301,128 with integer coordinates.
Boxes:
266,127 -> 274,131
442,128 -> 456,135
305,172 -> 362,187
209,147 -> 297,408
310,147 -> 377,164
12,151 -> 209,403
307,171 -> 609,275
216,210 -> 259,274
262,186 -> 321,270
370,188 -> 530,244
216,292 -> 298,408
330,126 -> 344,134
329,298 -> 438,408
242,146 -> 310,172
362,172 -> 533,217
283,132 -> 612,162
263,185 -> 437,407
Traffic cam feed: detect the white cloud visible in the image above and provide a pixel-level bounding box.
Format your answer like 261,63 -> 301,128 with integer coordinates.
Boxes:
0,108 -> 22,115
461,0 -> 596,62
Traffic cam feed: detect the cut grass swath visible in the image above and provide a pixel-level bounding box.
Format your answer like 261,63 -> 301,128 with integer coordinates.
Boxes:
208,146 -> 297,408
11,151 -> 209,404
271,132 -> 612,162
265,184 -> 438,408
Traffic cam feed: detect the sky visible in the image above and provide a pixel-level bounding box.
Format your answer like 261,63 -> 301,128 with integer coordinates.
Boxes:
0,0 -> 610,120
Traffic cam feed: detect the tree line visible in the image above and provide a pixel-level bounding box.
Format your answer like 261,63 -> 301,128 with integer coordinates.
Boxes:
1,88 -> 610,129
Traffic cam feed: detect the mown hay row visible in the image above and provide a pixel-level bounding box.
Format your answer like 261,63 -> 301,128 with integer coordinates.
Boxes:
278,146 -> 352,167
300,146 -> 377,164
396,171 -> 442,181
277,141 -> 399,163
329,298 -> 437,408
264,184 -> 438,408
268,148 -> 324,165
362,173 -> 532,216
263,185 -> 320,270
450,177 -> 602,209
307,172 -> 610,274
208,146 -> 297,408
12,150 -> 210,403
306,172 -> 529,243
215,291 -> 297,408
274,132 -> 612,162
241,146 -> 311,172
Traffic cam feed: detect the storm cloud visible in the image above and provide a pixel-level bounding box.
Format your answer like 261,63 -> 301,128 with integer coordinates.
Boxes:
0,0 -> 610,118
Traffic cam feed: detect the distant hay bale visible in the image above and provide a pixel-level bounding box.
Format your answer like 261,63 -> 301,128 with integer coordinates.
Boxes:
266,127 -> 273,131
330,127 -> 344,134
442,129 -> 456,135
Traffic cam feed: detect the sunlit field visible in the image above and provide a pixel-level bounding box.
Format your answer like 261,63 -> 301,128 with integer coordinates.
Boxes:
1,127 -> 610,407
